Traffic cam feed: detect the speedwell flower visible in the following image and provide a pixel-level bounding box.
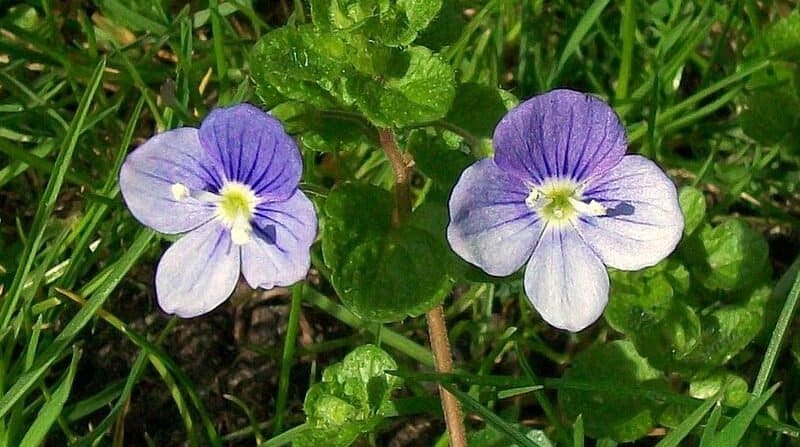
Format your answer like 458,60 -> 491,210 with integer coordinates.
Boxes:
447,89 -> 683,331
120,103 -> 317,317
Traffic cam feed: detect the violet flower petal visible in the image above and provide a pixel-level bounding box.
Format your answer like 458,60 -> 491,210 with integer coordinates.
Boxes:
493,89 -> 626,183
155,221 -> 241,318
199,103 -> 302,201
447,158 -> 543,276
119,128 -> 219,234
524,228 -> 609,331
578,155 -> 684,270
241,190 -> 317,289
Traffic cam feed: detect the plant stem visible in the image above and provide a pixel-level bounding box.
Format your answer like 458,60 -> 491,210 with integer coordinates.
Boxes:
274,284 -> 304,435
378,128 -> 467,447
378,129 -> 412,224
427,305 -> 468,447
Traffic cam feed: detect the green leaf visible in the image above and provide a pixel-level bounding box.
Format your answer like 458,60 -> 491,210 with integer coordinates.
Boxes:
251,27 -> 455,127
739,86 -> 800,146
295,345 -> 401,447
322,183 -> 394,270
690,373 -> 749,408
350,46 -> 455,127
250,26 -> 347,109
271,102 -> 374,152
678,186 -> 706,236
322,183 -> 451,322
416,0 -> 466,49
696,220 -> 770,291
445,83 -> 514,139
605,265 -> 700,374
337,225 -> 451,321
408,129 -> 473,188
310,0 -> 442,46
558,341 -> 670,442
750,10 -> 800,60
680,286 -> 770,369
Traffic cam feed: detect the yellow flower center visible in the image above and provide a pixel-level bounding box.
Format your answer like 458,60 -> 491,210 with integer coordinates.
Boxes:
216,182 -> 258,245
527,179 -> 605,227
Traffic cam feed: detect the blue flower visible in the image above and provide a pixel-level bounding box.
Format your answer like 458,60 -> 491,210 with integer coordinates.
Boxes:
447,89 -> 684,331
120,103 -> 317,317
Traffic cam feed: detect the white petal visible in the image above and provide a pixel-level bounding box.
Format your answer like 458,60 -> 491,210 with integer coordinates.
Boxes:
578,155 -> 684,270
155,221 -> 241,317
447,158 -> 543,276
524,227 -> 609,331
241,191 -> 317,289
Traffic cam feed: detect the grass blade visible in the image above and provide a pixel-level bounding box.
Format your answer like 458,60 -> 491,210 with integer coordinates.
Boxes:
656,397 -> 717,447
0,57 -> 106,328
442,383 -> 544,447
708,384 -> 779,447
546,0 -> 610,87
753,257 -> 800,396
19,347 -> 82,447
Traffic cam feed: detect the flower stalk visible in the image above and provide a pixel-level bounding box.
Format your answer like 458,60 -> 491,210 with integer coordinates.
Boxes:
378,128 -> 467,447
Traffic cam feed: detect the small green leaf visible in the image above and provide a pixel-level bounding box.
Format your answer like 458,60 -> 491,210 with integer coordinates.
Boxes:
408,129 -> 473,188
558,341 -> 670,442
322,183 -> 394,270
310,0 -> 442,46
251,27 -> 455,127
749,10 -> 800,60
351,46 -> 455,127
250,26 -> 348,108
680,286 -> 771,369
271,102 -> 374,152
469,425 -> 555,447
678,186 -> 706,236
605,267 -> 701,374
739,86 -> 800,146
323,183 -> 451,322
690,373 -> 749,408
445,83 -> 514,139
337,225 -> 451,321
296,345 -> 401,447
697,220 -> 770,291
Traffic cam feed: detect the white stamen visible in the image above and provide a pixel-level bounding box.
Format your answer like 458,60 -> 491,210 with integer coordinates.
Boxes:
171,183 -> 190,201
525,189 -> 543,209
230,225 -> 251,245
569,197 -> 606,217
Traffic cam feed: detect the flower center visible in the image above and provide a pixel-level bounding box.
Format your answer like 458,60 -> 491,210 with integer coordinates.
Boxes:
216,182 -> 258,245
526,179 -> 605,226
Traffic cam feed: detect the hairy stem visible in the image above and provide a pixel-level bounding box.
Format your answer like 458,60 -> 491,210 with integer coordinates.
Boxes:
378,128 -> 467,447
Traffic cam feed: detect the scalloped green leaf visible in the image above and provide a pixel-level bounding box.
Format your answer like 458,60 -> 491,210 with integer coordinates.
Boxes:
310,0 -> 442,46
323,183 -> 451,322
296,345 -> 401,447
558,341 -> 670,442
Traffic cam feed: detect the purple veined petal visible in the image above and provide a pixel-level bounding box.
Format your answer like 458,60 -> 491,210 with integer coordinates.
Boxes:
119,128 -> 220,234
493,89 -> 627,184
447,158 -> 544,276
199,103 -> 302,201
524,226 -> 609,332
155,221 -> 241,318
241,190 -> 317,289
577,155 -> 684,271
